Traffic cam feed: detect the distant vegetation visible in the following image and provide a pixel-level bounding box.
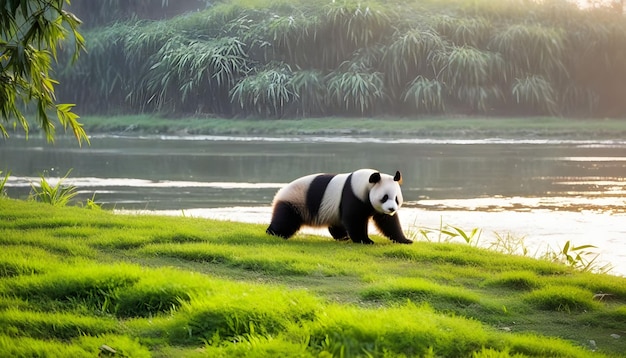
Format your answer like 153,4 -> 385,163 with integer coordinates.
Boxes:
57,0 -> 626,119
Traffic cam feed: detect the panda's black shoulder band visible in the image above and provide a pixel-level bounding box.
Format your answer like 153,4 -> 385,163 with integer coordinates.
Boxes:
306,174 -> 335,218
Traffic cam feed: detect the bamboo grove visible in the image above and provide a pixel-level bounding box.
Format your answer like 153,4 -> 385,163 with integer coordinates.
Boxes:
56,0 -> 626,118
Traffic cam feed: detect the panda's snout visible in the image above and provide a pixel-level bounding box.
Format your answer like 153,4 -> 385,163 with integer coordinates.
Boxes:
384,205 -> 398,215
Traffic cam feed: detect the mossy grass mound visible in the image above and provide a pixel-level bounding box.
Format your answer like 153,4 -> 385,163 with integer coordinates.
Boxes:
1,198 -> 625,356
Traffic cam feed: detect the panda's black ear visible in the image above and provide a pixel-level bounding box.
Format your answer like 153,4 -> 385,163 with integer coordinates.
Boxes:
369,172 -> 381,184
394,171 -> 402,184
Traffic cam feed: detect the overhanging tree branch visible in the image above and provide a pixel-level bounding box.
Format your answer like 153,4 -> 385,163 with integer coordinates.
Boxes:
0,0 -> 88,145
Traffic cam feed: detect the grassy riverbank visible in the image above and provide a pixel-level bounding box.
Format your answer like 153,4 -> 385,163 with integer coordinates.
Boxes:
1,199 -> 625,357
77,115 -> 626,139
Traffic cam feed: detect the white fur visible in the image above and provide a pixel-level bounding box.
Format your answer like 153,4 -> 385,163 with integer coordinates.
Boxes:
316,173 -> 350,225
272,174 -> 317,221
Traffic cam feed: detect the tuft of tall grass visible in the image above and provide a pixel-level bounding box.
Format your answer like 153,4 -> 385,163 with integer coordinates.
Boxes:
413,221 -> 482,246
29,170 -> 78,207
487,231 -> 530,256
542,240 -> 612,274
0,170 -> 9,197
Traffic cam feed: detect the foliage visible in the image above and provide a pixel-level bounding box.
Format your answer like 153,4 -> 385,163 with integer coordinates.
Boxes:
51,0 -> 626,118
326,62 -> 386,115
0,199 -> 625,356
289,70 -> 328,116
0,0 -> 88,144
383,28 -> 445,92
230,64 -> 295,118
402,76 -> 445,114
511,75 -> 558,115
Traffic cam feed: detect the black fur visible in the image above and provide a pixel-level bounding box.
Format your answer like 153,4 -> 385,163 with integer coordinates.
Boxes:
340,174 -> 375,244
328,225 -> 348,240
266,201 -> 302,239
373,213 -> 412,243
306,174 -> 335,219
369,172 -> 381,183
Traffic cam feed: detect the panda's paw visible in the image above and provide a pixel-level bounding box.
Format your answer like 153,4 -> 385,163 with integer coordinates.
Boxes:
360,238 -> 375,245
394,237 -> 413,244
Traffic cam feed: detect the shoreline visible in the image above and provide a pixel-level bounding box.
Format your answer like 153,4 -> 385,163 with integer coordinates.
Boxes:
6,115 -> 626,141
75,115 -> 626,140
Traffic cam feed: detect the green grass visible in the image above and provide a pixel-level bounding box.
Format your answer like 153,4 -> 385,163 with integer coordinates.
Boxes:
74,114 -> 626,139
1,198 -> 625,357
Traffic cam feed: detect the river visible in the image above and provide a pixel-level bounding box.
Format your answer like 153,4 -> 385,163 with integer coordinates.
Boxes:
1,134 -> 625,276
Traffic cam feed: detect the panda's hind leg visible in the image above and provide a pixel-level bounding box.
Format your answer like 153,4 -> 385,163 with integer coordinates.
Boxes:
266,201 -> 302,239
328,225 -> 349,241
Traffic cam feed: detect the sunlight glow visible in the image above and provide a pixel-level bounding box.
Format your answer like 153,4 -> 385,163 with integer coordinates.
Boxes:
570,0 -> 623,10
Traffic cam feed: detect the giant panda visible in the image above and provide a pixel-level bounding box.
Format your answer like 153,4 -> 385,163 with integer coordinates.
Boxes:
266,169 -> 412,244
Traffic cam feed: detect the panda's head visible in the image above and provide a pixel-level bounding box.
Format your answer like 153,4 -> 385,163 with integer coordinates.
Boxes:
368,171 -> 403,216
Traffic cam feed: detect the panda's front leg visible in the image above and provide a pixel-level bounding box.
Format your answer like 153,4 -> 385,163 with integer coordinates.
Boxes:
343,216 -> 374,244
373,213 -> 412,244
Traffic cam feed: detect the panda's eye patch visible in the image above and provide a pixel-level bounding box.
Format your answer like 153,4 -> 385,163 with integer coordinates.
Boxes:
395,197 -> 399,205
381,194 -> 389,203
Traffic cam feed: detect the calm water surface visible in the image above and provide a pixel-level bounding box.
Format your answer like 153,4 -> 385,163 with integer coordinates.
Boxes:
1,135 -> 625,275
